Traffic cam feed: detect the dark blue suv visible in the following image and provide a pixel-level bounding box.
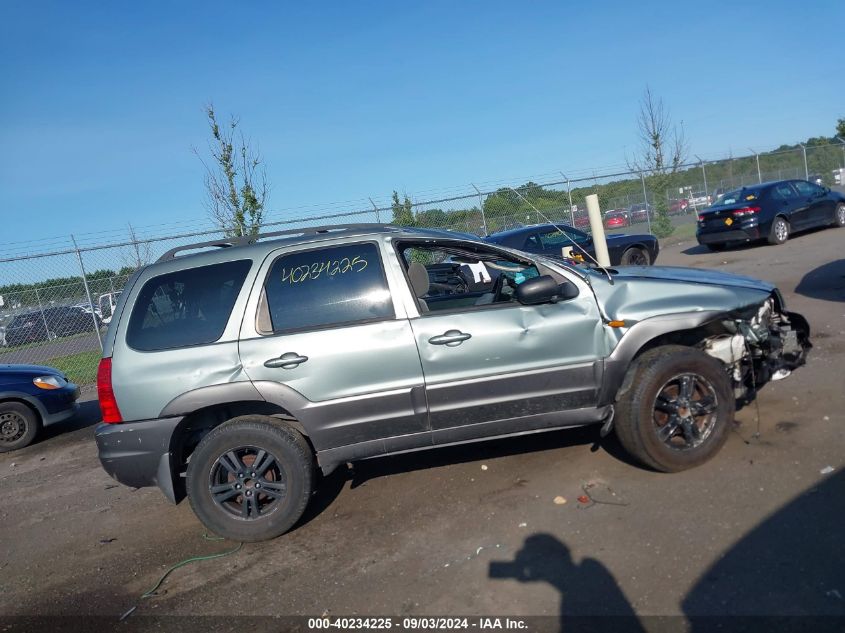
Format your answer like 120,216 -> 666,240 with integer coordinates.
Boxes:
696,179 -> 845,251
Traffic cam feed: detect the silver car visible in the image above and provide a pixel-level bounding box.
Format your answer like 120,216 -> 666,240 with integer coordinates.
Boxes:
95,224 -> 811,541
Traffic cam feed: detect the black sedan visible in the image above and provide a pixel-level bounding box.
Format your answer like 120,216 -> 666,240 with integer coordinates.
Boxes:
696,179 -> 845,250
485,222 -> 659,266
0,364 -> 79,451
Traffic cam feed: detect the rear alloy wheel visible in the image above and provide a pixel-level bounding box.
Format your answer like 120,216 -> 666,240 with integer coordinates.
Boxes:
834,203 -> 845,227
620,247 -> 651,266
187,416 -> 314,542
0,402 -> 41,452
614,346 -> 734,472
768,217 -> 789,245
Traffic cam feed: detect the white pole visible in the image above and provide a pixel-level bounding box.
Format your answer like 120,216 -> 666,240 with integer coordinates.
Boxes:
799,144 -> 808,180
585,194 -> 610,267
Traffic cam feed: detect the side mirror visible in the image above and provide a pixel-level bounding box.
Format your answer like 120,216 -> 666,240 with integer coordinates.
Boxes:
515,275 -> 579,305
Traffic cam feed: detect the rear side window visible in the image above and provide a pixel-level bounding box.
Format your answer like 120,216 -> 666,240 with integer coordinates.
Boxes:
771,183 -> 798,200
126,260 -> 251,351
261,242 -> 394,333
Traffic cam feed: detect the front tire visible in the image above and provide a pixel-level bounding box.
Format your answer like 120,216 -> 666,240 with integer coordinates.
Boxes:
0,402 -> 42,452
768,216 -> 789,245
620,247 -> 651,266
186,416 -> 314,542
614,346 -> 734,472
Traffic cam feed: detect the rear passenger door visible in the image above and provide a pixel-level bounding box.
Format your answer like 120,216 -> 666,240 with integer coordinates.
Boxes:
793,180 -> 834,226
238,240 -> 428,453
770,182 -> 805,228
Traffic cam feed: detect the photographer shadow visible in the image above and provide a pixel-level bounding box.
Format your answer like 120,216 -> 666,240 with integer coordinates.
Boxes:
490,533 -> 645,632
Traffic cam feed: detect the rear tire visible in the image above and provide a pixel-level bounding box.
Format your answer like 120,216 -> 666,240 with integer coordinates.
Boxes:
620,247 -> 651,266
833,203 -> 845,228
767,216 -> 789,245
186,416 -> 314,542
614,346 -> 734,472
0,401 -> 41,452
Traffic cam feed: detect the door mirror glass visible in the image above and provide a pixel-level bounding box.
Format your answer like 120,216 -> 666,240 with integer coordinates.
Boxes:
515,275 -> 579,305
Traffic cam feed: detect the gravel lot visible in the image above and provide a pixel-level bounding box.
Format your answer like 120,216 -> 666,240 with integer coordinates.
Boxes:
1,225 -> 843,629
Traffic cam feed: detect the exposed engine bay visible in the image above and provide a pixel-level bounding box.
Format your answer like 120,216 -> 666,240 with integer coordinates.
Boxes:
699,295 -> 811,401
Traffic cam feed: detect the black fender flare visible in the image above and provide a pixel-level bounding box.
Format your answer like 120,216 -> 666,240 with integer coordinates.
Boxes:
597,310 -> 723,406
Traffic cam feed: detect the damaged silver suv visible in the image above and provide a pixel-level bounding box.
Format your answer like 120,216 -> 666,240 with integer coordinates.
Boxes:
94,224 -> 810,541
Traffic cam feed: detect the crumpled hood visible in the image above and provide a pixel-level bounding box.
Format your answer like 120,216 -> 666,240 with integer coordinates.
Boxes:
589,266 -> 775,323
609,265 -> 774,292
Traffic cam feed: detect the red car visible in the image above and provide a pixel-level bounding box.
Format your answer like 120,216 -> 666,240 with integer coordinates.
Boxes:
572,211 -> 591,229
669,198 -> 689,215
604,210 -> 630,229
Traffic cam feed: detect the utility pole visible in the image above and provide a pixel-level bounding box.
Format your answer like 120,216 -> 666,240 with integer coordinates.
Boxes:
695,155 -> 708,196
559,172 -> 574,225
71,235 -> 103,351
470,183 -> 489,236
749,148 -> 762,183
639,172 -> 652,234
368,198 -> 382,224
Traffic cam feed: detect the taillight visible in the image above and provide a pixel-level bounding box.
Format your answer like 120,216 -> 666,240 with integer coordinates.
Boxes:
97,357 -> 122,423
698,214 -> 706,221
732,206 -> 761,217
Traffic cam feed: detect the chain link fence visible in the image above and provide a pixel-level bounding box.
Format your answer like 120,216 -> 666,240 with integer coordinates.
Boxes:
2,142 -> 844,386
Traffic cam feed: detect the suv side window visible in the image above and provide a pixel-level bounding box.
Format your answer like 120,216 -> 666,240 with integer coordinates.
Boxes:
261,242 -> 394,334
126,260 -> 252,351
397,242 -> 544,314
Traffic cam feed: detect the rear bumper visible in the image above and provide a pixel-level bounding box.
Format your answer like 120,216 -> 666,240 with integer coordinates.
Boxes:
95,417 -> 183,503
697,226 -> 761,244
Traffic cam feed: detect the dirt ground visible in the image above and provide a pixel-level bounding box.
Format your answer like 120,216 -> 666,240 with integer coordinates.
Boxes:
1,225 -> 844,630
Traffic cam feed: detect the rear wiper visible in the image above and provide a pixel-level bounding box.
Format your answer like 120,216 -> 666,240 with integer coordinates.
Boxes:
508,188 -> 614,285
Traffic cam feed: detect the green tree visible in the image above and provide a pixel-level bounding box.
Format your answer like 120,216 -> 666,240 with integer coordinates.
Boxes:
196,104 -> 269,237
627,87 -> 688,238
391,191 -> 415,226
837,117 -> 845,139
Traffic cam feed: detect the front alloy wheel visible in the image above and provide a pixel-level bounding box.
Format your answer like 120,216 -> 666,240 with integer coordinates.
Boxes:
653,373 -> 719,450
614,345 -> 734,472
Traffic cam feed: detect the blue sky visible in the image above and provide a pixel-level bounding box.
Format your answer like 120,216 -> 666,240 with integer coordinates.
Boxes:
2,0 -> 843,250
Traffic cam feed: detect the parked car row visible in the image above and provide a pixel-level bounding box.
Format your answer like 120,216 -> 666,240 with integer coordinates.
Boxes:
0,305 -> 101,348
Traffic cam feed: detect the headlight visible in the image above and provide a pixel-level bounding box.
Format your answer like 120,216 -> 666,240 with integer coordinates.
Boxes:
33,375 -> 67,390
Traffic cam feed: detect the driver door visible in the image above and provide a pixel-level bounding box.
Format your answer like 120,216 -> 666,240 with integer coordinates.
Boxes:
398,241 -> 606,444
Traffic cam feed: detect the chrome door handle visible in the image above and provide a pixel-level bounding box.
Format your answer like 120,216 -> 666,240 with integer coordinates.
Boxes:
264,352 -> 309,369
428,330 -> 472,347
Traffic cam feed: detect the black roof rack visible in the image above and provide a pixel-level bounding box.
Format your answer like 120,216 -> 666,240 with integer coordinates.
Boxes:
157,224 -> 398,262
